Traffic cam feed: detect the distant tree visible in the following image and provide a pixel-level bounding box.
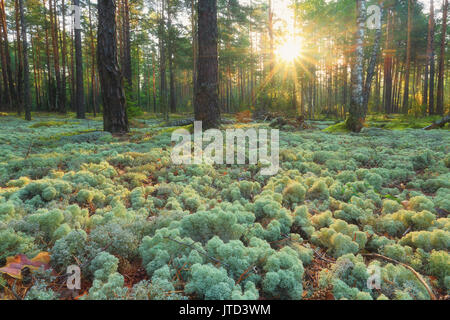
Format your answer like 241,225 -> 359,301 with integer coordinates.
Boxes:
98,0 -> 129,133
346,0 -> 365,132
194,0 -> 221,129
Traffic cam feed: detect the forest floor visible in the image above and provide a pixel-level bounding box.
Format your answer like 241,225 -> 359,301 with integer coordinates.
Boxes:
0,112 -> 448,300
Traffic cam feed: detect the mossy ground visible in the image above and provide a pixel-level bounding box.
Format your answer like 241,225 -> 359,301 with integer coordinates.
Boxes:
323,114 -> 449,133
0,114 -> 448,300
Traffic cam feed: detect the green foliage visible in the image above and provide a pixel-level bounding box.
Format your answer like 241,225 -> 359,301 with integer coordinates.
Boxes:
25,280 -> 58,300
185,264 -> 235,300
89,252 -> 119,281
262,247 -> 304,300
86,273 -> 129,300
0,116 -> 448,300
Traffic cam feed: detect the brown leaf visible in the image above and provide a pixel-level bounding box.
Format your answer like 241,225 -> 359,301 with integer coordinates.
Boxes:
0,252 -> 51,280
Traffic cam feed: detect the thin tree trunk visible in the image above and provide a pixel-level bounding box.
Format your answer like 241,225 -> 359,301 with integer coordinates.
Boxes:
347,0 -> 366,132
122,0 -> 132,87
402,0 -> 413,112
363,4 -> 383,113
73,0 -> 84,119
14,0 -> 23,114
436,0 -> 448,115
18,0 -> 30,120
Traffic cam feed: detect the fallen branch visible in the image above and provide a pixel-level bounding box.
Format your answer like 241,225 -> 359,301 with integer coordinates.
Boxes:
424,115 -> 450,130
362,253 -> 436,300
25,142 -> 33,159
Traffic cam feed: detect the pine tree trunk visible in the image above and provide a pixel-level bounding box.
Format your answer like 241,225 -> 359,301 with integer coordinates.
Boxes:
97,0 -> 128,133
122,0 -> 132,87
49,0 -> 63,113
168,3 -> 176,113
61,0 -> 67,115
0,0 -> 16,110
402,0 -> 413,113
14,0 -> 23,114
384,10 -> 393,114
159,0 -> 167,119
195,0 -> 220,129
436,0 -> 448,115
18,0 -> 30,120
363,4 -> 383,113
73,0 -> 84,119
346,0 -> 366,132
424,0 -> 434,110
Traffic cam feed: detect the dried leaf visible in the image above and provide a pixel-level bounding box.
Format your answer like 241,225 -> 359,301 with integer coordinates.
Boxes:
0,252 -> 51,280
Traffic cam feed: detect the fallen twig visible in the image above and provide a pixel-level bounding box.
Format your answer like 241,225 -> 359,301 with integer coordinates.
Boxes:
362,253 -> 436,300
25,142 -> 34,159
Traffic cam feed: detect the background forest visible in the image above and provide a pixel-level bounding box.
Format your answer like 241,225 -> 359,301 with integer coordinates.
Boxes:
0,0 -> 449,302
0,0 -> 448,121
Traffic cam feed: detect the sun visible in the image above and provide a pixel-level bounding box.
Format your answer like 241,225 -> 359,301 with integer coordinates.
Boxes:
276,38 -> 302,62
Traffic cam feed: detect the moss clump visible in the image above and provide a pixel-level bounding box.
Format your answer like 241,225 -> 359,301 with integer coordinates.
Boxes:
282,182 -> 306,205
322,122 -> 349,133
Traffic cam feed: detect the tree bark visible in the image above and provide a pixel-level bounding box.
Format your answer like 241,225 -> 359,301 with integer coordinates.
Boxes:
0,0 -> 16,110
168,1 -> 176,113
194,0 -> 220,129
18,0 -> 30,120
14,0 -> 23,114
74,0 -> 85,119
436,0 -> 448,115
122,0 -> 132,87
424,0 -> 434,111
97,0 -> 129,133
383,10 -> 393,114
428,0 -> 436,115
346,0 -> 366,132
402,0 -> 413,113
363,4 -> 383,113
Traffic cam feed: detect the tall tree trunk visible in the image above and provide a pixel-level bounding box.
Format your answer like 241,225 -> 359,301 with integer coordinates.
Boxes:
168,1 -> 176,113
0,0 -> 16,110
152,49 -> 157,113
122,0 -> 132,87
424,0 -> 434,109
428,0 -> 436,115
383,10 -> 393,114
436,0 -> 448,115
49,0 -> 63,112
159,0 -> 167,119
88,0 -> 96,116
61,0 -> 67,115
402,0 -> 413,113
191,0 -> 197,106
18,0 -> 30,120
346,0 -> 366,132
363,4 -> 383,113
195,0 -> 220,129
73,0 -> 84,119
14,0 -> 23,114
97,0 -> 128,133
